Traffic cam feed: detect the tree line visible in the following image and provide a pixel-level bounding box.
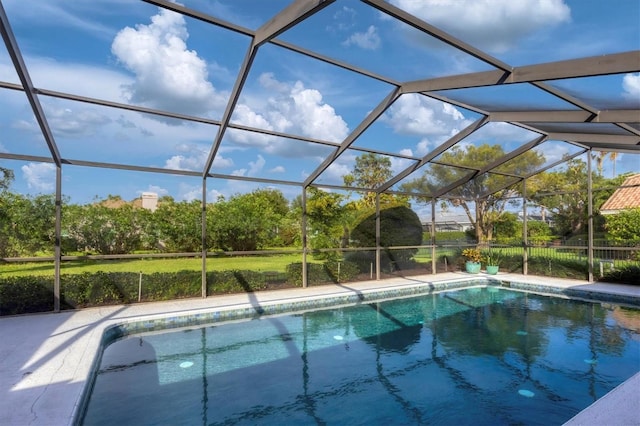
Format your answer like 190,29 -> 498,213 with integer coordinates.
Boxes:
0,144 -> 635,258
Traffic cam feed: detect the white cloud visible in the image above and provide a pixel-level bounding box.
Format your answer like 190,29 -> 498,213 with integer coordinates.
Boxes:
322,161 -> 353,185
539,143 -> 571,165
3,0 -> 131,41
269,166 -> 285,173
391,0 -> 571,52
343,25 -> 381,50
390,156 -> 413,176
21,162 -> 56,192
231,155 -> 266,177
622,73 -> 640,100
164,143 -> 233,172
287,81 -> 349,142
111,8 -> 225,115
258,72 -> 290,94
383,94 -> 469,137
11,100 -> 113,140
248,155 -> 266,176
25,57 -> 132,102
327,6 -> 357,32
228,74 -> 349,158
43,104 -> 112,137
178,183 -> 222,202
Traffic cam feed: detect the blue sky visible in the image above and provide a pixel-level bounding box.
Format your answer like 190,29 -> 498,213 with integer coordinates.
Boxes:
0,0 -> 638,205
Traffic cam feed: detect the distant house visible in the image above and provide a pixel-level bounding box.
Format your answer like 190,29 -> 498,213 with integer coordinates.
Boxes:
422,213 -> 473,233
98,192 -> 159,212
423,210 -> 554,234
600,174 -> 640,215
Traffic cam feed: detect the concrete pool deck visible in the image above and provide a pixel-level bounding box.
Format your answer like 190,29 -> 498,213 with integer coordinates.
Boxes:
1,272 -> 638,426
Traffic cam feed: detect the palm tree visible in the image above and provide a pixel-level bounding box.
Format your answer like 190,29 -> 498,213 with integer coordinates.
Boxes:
609,152 -> 618,178
594,151 -> 618,178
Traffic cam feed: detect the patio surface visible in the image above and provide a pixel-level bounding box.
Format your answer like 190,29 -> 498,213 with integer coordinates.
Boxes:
1,272 -> 638,426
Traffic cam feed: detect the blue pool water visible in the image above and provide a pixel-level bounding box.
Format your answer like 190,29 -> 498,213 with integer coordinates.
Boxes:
82,287 -> 640,425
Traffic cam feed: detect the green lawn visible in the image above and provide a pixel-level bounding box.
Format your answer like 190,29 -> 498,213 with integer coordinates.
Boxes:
1,246 -> 634,278
0,253 -> 312,277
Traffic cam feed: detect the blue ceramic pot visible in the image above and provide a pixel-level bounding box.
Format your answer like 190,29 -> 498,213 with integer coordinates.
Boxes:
486,265 -> 499,275
465,261 -> 481,274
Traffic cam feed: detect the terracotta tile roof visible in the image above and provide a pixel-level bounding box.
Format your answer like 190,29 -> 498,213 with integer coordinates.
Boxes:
600,174 -> 640,212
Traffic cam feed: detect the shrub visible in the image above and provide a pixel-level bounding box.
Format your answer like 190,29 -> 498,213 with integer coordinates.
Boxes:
605,208 -> 640,242
285,260 -> 360,286
462,248 -> 482,263
143,271 -> 201,300
527,256 -> 588,280
0,276 -> 54,315
1,269 -> 282,315
324,260 -> 359,282
207,270 -> 267,295
286,262 -> 329,286
61,272 -> 138,308
599,265 -> 640,285
527,220 -> 552,245
350,206 -> 423,270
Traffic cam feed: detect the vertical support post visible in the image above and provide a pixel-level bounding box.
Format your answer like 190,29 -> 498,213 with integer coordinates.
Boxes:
522,179 -> 528,276
431,198 -> 436,274
301,187 -> 308,288
375,193 -> 381,280
54,165 -> 62,312
201,178 -> 207,298
587,151 -> 594,282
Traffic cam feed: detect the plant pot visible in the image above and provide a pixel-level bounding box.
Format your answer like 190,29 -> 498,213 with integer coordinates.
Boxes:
465,261 -> 481,274
486,265 -> 499,275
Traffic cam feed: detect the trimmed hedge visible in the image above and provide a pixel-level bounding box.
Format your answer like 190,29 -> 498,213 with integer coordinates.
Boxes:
285,260 -> 359,286
600,265 -> 640,285
0,276 -> 54,315
0,269 -> 274,315
1,261 -> 362,316
442,251 -> 589,281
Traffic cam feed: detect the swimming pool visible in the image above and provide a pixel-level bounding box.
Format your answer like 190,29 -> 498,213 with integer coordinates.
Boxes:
81,287 -> 640,425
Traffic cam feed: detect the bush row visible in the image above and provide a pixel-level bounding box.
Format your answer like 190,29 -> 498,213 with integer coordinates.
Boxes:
442,250 -> 590,281
600,265 -> 640,284
285,260 -> 360,286
0,260 -> 363,316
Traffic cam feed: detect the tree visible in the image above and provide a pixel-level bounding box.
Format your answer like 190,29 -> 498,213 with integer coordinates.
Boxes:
343,152 -> 407,209
149,198 -> 203,252
526,159 -> 624,236
65,202 -> 147,254
0,190 -> 59,256
0,167 -> 14,192
208,189 -> 289,251
401,144 -> 545,243
593,151 -> 619,178
605,208 -> 640,242
493,211 -> 520,243
0,169 -> 16,256
303,187 -> 350,258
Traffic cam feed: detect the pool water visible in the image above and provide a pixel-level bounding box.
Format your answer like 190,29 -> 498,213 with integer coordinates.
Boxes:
82,287 -> 640,425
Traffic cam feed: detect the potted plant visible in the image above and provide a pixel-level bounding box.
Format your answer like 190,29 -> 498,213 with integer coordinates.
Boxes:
484,249 -> 503,275
462,248 -> 482,273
